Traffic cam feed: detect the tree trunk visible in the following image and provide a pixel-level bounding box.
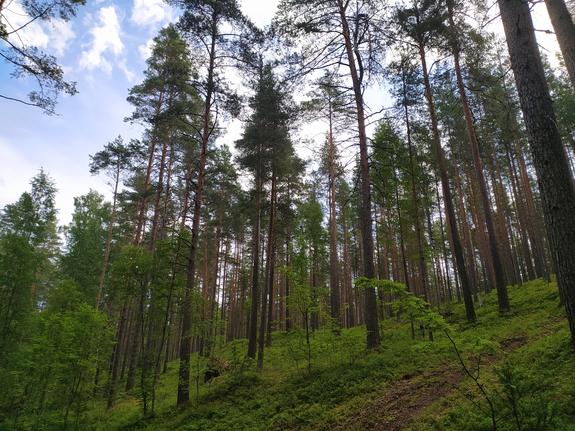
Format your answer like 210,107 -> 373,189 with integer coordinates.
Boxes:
96,163 -> 120,310
337,0 -> 380,348
545,0 -> 575,88
402,70 -> 429,301
419,42 -> 476,322
265,174 -> 277,347
247,173 -> 262,358
499,0 -> 575,348
448,0 -> 509,310
133,89 -> 164,246
177,17 -> 217,406
148,139 -> 169,250
327,116 -> 341,332
257,191 -> 270,368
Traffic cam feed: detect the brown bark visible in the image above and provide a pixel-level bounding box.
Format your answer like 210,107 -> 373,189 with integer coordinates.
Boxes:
545,0 -> 575,88
327,117 -> 341,331
418,40 -> 476,322
506,147 -> 536,279
133,90 -> 164,246
342,209 -> 354,328
265,175 -> 277,347
148,139 -> 169,250
402,69 -> 429,301
247,173 -> 262,358
177,14 -> 217,406
96,161 -> 120,310
499,0 -> 575,348
516,146 -> 548,278
337,0 -> 380,347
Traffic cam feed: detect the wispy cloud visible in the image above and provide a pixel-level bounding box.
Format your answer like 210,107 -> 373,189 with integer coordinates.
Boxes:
138,38 -> 155,61
131,0 -> 173,27
79,6 -> 124,73
50,20 -> 75,57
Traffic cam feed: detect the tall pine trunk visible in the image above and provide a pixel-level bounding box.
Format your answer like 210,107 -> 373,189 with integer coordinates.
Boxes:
545,0 -> 575,87
96,162 -> 120,310
498,0 -> 575,348
177,17 -> 217,406
327,117 -> 341,332
447,0 -> 510,310
337,0 -> 380,348
247,173 -> 262,358
265,175 -> 277,347
418,42 -> 476,322
402,69 -> 429,302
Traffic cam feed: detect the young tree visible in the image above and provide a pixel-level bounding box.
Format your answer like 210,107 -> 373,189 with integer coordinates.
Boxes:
89,136 -> 143,309
60,191 -> 110,304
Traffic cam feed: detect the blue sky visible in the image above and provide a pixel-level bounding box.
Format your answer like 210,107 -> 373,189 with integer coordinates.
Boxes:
0,0 -> 277,224
0,0 -> 558,225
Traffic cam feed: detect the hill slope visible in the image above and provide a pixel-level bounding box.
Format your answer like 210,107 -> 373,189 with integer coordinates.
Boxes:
91,279 -> 575,431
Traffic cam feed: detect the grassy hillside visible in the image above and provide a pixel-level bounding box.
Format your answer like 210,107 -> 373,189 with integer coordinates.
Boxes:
89,279 -> 575,431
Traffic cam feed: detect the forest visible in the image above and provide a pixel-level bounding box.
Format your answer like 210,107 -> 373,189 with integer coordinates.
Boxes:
1,0 -> 575,430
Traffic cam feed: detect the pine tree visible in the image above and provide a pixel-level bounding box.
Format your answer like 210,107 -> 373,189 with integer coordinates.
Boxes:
498,0 -> 575,348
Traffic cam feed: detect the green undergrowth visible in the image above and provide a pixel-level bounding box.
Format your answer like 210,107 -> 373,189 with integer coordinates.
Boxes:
408,279 -> 575,431
87,279 -> 575,431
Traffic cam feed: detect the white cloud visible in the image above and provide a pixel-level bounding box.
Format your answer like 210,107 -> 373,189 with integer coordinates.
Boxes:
1,3 -> 49,48
131,0 -> 173,27
240,0 -> 278,28
118,59 -> 136,82
79,6 -> 124,73
50,20 -> 75,57
138,38 -> 155,61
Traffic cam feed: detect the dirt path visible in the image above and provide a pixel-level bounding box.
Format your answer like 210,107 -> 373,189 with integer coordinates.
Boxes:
330,335 -> 528,431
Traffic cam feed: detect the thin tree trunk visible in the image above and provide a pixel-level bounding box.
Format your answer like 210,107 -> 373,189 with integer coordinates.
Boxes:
327,115 -> 341,332
448,0 -> 509,310
337,0 -> 380,348
257,184 -> 270,368
177,16 -> 217,406
402,70 -> 429,301
418,40 -> 476,322
247,173 -> 262,358
96,163 -> 120,310
266,174 -> 277,346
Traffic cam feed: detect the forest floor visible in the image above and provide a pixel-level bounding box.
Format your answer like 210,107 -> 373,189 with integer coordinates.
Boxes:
90,279 -> 575,431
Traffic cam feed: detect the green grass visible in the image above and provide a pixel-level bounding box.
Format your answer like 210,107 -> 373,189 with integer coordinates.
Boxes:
88,279 -> 575,430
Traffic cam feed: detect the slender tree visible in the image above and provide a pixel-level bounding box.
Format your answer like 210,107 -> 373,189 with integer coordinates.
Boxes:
277,0 -> 383,348
444,0 -> 509,311
393,0 -> 476,322
89,136 -> 143,310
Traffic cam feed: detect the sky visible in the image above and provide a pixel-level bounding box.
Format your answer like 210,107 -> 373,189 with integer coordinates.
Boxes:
0,0 -> 560,226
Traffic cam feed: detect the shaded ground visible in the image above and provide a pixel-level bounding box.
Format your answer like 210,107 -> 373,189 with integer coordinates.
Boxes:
331,334 -> 529,431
